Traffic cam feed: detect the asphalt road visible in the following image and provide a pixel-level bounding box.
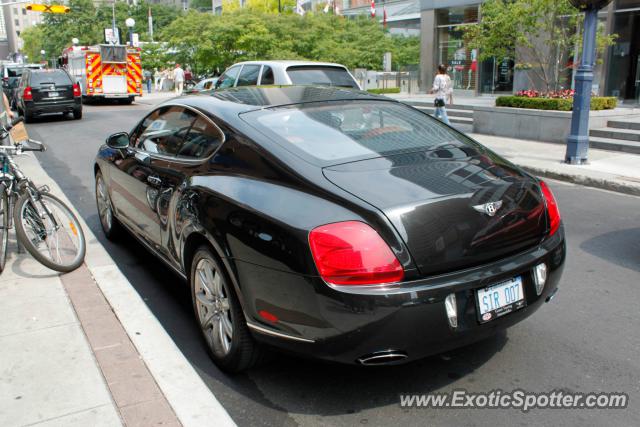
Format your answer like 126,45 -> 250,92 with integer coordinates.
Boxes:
23,102 -> 640,426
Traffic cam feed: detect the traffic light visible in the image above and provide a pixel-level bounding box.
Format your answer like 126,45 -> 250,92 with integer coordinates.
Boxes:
26,4 -> 71,14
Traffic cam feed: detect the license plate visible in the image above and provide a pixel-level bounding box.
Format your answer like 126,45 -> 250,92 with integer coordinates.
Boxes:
48,91 -> 59,97
476,276 -> 525,323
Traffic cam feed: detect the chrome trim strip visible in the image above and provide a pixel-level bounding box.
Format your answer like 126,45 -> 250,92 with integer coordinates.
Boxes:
246,321 -> 315,343
357,352 -> 408,365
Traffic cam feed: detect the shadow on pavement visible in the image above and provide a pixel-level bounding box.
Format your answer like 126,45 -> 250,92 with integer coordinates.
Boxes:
580,228 -> 640,272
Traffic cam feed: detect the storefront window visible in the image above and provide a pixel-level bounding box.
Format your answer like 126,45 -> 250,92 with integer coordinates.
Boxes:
479,57 -> 515,94
436,6 -> 480,92
606,7 -> 640,103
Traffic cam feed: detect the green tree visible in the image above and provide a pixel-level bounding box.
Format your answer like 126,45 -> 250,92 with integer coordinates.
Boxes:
463,0 -> 616,91
222,0 -> 297,14
21,0 -> 182,62
160,10 -> 418,73
19,25 -> 46,62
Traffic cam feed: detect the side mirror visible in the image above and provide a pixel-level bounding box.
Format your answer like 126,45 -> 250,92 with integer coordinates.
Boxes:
106,132 -> 129,149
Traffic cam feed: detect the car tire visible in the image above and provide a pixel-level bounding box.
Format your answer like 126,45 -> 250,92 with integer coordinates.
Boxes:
23,109 -> 33,123
190,246 -> 265,373
95,171 -> 122,240
73,108 -> 82,120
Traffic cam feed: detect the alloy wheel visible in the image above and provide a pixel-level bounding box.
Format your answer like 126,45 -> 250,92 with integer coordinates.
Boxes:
96,175 -> 112,232
194,258 -> 233,356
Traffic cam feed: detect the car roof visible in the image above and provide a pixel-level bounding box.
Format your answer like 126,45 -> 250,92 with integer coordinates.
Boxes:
5,63 -> 44,69
170,86 -> 393,122
27,68 -> 67,74
231,60 -> 350,69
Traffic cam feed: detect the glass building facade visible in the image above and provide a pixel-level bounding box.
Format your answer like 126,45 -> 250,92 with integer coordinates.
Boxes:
419,0 -> 640,103
606,0 -> 640,103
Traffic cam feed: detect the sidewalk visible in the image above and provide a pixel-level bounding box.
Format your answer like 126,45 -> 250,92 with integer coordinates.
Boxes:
472,133 -> 640,196
135,91 -> 177,105
0,154 -> 236,427
0,242 -> 122,426
386,92 -> 498,107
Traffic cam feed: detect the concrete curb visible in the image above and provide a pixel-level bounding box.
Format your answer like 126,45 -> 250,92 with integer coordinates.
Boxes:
520,166 -> 640,197
15,153 -> 236,427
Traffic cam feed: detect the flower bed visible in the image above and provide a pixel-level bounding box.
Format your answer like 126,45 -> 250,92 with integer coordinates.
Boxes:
496,95 -> 617,111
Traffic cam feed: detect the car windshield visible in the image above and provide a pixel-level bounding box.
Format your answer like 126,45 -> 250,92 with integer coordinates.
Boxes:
30,71 -> 72,86
242,101 -> 473,165
286,66 -> 358,89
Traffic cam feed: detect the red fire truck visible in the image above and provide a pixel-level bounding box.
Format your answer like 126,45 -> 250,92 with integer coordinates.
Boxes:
61,44 -> 142,103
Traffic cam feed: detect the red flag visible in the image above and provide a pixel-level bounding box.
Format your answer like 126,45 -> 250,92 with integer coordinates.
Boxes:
370,0 -> 376,18
383,6 -> 387,27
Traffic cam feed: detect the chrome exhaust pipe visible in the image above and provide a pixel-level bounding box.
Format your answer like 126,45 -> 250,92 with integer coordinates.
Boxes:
357,350 -> 408,366
545,288 -> 559,303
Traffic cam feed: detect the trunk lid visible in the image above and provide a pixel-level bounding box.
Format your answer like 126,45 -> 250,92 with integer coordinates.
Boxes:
323,148 -> 547,276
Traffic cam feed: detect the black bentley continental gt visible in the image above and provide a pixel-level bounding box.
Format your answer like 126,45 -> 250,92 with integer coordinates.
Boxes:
94,86 -> 565,372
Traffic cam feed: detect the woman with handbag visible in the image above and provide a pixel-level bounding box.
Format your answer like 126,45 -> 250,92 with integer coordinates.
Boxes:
431,64 -> 453,125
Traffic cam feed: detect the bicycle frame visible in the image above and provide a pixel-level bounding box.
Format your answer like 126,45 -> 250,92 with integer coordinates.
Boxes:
0,127 -> 59,238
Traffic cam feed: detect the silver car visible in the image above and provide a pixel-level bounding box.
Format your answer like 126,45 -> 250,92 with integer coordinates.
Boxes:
215,60 -> 361,90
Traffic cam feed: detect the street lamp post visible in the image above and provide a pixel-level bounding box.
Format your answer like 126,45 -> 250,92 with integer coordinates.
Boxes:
565,0 -> 613,165
125,18 -> 136,47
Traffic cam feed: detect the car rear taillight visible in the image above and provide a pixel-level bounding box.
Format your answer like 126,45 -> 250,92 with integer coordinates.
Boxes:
540,181 -> 561,236
308,221 -> 404,286
73,83 -> 81,97
23,86 -> 33,101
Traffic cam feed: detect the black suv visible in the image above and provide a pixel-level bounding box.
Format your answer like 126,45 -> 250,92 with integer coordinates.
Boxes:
16,69 -> 82,122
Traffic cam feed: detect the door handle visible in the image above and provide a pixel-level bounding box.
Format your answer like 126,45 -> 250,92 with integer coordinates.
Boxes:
147,175 -> 162,187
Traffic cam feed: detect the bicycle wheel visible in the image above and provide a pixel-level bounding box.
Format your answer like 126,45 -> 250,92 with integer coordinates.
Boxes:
0,184 -> 8,273
14,191 -> 86,272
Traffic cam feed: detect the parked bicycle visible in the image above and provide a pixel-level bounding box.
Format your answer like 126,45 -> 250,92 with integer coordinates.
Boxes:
0,117 -> 85,273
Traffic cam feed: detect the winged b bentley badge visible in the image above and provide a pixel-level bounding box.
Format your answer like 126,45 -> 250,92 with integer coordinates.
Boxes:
472,200 -> 503,217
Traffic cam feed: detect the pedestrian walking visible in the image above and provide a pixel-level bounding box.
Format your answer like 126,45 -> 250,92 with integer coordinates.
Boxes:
173,63 -> 185,95
143,69 -> 152,94
431,64 -> 453,126
154,68 -> 161,91
159,67 -> 168,91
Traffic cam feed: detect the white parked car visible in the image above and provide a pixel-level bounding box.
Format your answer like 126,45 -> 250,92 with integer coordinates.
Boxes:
215,60 -> 361,90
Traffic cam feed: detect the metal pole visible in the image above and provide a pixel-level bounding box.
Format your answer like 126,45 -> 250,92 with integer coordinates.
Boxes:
112,2 -> 117,44
565,8 -> 598,165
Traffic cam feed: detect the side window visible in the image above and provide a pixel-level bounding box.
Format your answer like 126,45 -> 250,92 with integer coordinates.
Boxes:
133,106 -> 197,156
203,80 -> 213,90
260,66 -> 274,85
216,66 -> 241,89
236,64 -> 261,87
177,116 -> 224,159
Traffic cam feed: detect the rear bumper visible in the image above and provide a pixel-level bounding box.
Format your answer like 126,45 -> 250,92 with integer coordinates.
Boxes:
240,228 -> 566,365
25,99 -> 80,115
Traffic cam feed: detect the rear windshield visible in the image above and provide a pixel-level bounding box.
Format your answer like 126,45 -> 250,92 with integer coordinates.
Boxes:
30,71 -> 72,86
100,45 -> 127,63
286,66 -> 358,89
242,101 -> 473,165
